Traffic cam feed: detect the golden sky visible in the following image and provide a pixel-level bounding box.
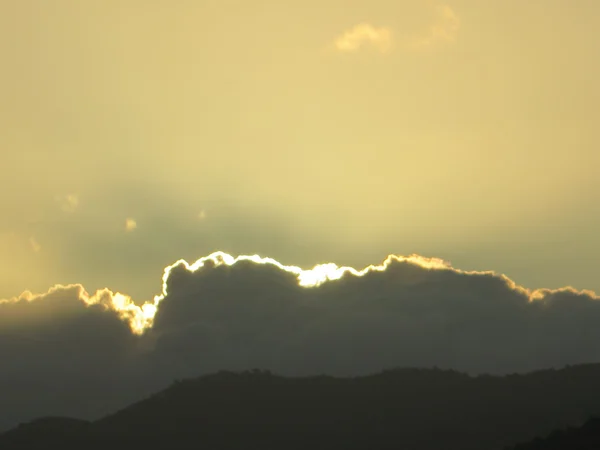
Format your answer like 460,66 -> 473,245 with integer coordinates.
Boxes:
1,0 -> 599,300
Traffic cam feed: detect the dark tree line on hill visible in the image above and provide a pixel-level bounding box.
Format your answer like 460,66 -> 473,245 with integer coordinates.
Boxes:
3,364 -> 600,449
509,417 -> 600,449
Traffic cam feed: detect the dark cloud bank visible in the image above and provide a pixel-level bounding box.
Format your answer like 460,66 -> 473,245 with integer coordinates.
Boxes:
1,253 -> 600,430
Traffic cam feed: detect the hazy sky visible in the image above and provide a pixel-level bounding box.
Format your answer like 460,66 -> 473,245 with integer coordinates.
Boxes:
2,0 -> 599,301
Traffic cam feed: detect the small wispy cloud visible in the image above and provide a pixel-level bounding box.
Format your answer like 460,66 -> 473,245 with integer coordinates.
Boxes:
29,237 -> 41,253
125,218 -> 137,232
55,194 -> 79,213
198,210 -> 207,221
406,4 -> 460,50
330,5 -> 460,56
332,23 -> 393,53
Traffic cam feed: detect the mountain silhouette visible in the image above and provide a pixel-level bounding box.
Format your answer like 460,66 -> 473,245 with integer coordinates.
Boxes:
3,364 -> 600,449
508,417 -> 600,449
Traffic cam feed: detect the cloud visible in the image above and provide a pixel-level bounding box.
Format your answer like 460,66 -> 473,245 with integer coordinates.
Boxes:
29,237 -> 40,253
56,194 -> 79,213
330,5 -> 460,55
332,23 -> 393,53
2,251 -> 600,430
0,285 -> 147,431
406,4 -> 460,50
198,210 -> 206,220
125,218 -> 137,232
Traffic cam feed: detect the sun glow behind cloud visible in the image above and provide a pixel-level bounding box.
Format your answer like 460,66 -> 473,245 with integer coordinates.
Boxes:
2,252 -> 599,336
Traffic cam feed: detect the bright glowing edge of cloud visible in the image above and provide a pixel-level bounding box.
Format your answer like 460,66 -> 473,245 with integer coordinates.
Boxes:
1,251 -> 598,335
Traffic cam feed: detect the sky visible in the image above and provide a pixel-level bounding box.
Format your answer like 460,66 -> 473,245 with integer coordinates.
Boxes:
1,0 -> 600,429
1,0 -> 599,301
